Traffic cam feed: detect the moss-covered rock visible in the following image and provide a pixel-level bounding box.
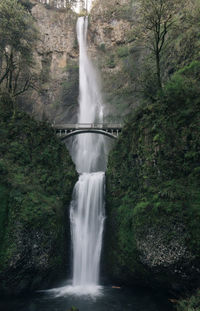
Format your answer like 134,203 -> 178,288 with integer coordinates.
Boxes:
176,289 -> 200,311
0,94 -> 77,295
105,61 -> 200,293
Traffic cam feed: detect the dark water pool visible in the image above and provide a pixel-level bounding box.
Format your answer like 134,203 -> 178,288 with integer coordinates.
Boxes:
0,285 -> 173,311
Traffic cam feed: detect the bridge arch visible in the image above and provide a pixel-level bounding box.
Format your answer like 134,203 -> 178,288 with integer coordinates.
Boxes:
53,123 -> 122,140
60,129 -> 118,140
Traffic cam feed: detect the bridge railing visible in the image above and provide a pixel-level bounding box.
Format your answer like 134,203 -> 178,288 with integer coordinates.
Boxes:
53,123 -> 123,129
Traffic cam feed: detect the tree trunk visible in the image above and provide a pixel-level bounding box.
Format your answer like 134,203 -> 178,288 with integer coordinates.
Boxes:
156,51 -> 162,89
8,51 -> 14,93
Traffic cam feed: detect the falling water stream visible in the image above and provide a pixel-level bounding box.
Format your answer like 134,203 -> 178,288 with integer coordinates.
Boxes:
69,15 -> 106,294
47,9 -> 107,297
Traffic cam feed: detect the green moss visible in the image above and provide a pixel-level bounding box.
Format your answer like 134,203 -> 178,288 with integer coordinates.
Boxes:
98,43 -> 106,52
117,46 -> 129,58
106,62 -> 200,288
177,289 -> 200,311
0,95 -> 77,292
106,54 -> 116,68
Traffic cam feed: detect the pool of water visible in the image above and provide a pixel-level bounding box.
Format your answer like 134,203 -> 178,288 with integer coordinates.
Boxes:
0,285 -> 173,311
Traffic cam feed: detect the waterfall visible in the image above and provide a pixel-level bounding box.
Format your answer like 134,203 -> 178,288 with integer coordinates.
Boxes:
44,0 -> 109,298
70,172 -> 105,287
74,17 -> 106,174
69,15 -> 106,294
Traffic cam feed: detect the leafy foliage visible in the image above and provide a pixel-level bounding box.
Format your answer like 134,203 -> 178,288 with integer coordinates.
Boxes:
0,0 -> 38,97
0,94 -> 77,291
106,61 -> 200,288
177,289 -> 200,311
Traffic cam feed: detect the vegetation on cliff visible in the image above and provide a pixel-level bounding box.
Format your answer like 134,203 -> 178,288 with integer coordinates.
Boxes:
0,0 -> 38,98
0,94 -> 77,295
177,289 -> 200,311
138,0 -> 183,89
91,0 -> 200,121
102,4 -> 200,310
106,60 -> 200,297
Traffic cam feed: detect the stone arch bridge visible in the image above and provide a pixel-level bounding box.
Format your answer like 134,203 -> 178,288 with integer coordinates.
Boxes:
53,123 -> 123,140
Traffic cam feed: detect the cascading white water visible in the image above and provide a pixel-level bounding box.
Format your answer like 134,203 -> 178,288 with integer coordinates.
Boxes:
44,0 -> 109,298
69,15 -> 107,293
70,172 -> 105,287
73,17 -> 105,173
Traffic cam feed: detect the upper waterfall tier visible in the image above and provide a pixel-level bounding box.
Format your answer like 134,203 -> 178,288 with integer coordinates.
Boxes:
37,0 -> 95,13
71,0 -> 94,13
73,16 -> 106,173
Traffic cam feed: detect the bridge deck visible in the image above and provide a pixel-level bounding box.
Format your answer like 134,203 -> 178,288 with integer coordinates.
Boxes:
53,123 -> 122,139
53,123 -> 122,130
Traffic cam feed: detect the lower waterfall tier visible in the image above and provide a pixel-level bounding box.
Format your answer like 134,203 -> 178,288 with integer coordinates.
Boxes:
70,172 -> 105,287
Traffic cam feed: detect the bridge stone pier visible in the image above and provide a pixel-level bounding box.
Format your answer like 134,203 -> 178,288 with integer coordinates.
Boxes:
53,123 -> 123,140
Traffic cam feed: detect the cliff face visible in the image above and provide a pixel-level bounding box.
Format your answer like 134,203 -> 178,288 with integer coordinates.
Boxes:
19,0 -> 144,123
89,0 -> 144,121
89,0 -> 200,121
19,1 -> 79,123
19,0 -> 200,124
105,61 -> 200,293
0,95 -> 77,295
